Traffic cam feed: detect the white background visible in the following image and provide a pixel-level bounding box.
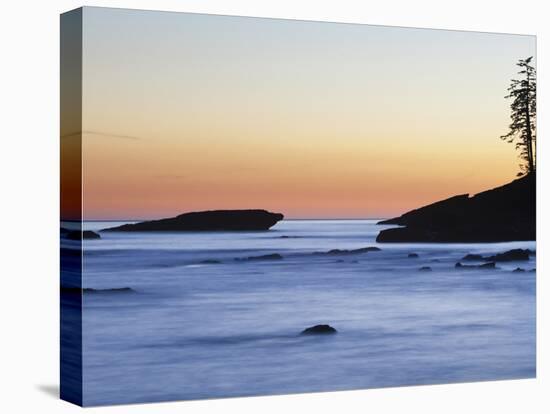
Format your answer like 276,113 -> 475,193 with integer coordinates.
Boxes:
0,0 -> 548,412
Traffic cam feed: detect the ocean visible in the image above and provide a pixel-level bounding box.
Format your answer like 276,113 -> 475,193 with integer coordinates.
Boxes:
65,220 -> 535,406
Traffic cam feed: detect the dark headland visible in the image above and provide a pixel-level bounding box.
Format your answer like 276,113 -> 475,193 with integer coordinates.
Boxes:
102,209 -> 284,232
376,174 -> 535,243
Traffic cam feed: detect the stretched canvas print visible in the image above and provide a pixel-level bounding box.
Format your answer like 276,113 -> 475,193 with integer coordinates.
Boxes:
60,7 -> 536,407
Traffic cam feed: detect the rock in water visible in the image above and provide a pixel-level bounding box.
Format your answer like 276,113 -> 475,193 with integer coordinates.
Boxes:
455,262 -> 496,269
102,209 -> 284,232
376,174 -> 535,243
462,254 -> 484,261
513,267 -> 526,273
419,266 -> 432,271
461,250 -> 530,263
324,247 -> 381,255
66,230 -> 101,240
485,249 -> 530,262
200,259 -> 221,264
83,287 -> 134,293
236,253 -> 283,261
301,324 -> 338,335
408,253 -> 419,258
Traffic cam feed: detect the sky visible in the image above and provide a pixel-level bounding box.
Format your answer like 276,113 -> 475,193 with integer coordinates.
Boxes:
74,7 -> 536,220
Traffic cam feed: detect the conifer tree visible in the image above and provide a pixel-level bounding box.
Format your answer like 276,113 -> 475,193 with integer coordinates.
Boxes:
501,57 -> 536,176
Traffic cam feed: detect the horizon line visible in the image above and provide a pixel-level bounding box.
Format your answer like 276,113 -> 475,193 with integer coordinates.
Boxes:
62,217 -> 390,222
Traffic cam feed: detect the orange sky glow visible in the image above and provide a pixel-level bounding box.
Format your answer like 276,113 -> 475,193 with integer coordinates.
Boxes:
63,8 -> 536,220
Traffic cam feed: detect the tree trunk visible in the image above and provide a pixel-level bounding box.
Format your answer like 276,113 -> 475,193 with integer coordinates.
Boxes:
525,74 -> 534,173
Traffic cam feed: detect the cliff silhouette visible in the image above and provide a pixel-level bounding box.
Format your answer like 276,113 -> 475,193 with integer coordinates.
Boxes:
376,174 -> 535,243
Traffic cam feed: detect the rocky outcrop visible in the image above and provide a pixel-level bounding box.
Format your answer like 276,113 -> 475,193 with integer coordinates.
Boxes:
103,209 -> 284,232
377,174 -> 535,243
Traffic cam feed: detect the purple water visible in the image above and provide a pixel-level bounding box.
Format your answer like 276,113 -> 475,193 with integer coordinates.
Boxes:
69,220 -> 535,406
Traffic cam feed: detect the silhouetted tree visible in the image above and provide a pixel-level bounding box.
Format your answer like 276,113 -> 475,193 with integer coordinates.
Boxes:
501,57 -> 536,176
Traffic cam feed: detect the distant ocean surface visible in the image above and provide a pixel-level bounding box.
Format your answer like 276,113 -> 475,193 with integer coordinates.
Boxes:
68,220 -> 535,406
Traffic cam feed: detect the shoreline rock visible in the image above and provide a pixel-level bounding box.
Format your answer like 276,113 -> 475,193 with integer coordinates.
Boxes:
376,174 -> 535,243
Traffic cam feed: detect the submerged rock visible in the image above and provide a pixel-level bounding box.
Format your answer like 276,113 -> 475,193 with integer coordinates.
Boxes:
485,249 -> 531,262
455,262 -> 496,269
200,259 -> 221,264
462,254 -> 484,261
461,249 -> 531,263
376,174 -> 535,243
66,230 -> 101,240
83,287 -> 134,293
408,253 -> 419,258
513,267 -> 525,272
419,266 -> 432,271
323,247 -> 381,255
103,209 -> 284,232
236,253 -> 283,262
301,324 -> 338,335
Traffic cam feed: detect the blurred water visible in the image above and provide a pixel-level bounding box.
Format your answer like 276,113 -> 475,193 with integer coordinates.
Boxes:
74,220 -> 535,406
